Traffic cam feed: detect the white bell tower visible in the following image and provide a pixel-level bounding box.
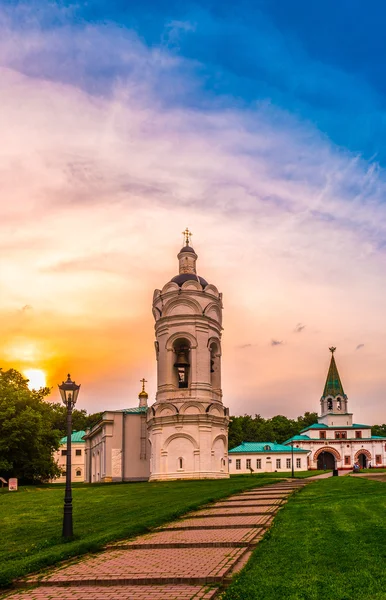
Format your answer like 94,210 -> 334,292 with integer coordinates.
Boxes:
147,230 -> 229,480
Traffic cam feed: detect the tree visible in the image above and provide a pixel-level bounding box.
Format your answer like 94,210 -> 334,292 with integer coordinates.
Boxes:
0,368 -> 62,482
49,403 -> 102,437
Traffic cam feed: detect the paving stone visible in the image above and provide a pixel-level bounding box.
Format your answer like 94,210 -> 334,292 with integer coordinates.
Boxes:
7,585 -> 217,599
39,547 -> 245,585
162,515 -> 274,529
186,505 -> 277,517
118,527 -> 263,548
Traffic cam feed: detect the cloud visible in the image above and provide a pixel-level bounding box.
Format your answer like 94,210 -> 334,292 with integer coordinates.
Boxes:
0,4 -> 385,420
356,344 -> 365,351
294,323 -> 305,333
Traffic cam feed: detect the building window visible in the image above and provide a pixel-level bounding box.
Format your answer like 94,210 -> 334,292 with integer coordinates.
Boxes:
75,449 -> 82,456
276,459 -> 281,469
344,456 -> 350,465
236,459 -> 241,470
355,431 -> 362,439
286,458 -> 291,469
376,455 -> 382,465
327,399 -> 333,410
61,450 -> 67,456
341,431 -> 347,439
178,457 -> 184,470
320,431 -> 326,439
263,445 -> 271,451
246,459 -> 251,469
256,459 -> 261,469
62,471 -> 66,476
296,458 -> 301,469
335,431 -> 347,440
336,398 -> 342,410
76,470 -> 82,477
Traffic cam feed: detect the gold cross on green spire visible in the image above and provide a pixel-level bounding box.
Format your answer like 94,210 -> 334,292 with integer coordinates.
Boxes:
182,228 -> 192,246
140,378 -> 147,393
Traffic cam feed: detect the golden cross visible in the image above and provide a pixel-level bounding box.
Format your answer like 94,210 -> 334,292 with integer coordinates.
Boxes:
182,228 -> 192,246
140,378 -> 147,392
329,346 -> 336,354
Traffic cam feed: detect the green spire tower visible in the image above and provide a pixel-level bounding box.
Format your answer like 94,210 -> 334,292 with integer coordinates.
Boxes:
320,347 -> 349,417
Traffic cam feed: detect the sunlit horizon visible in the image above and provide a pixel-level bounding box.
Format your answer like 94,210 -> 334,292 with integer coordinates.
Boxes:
1,2 -> 386,424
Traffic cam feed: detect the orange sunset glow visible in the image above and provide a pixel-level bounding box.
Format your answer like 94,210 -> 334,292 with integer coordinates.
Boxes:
1,3 -> 386,424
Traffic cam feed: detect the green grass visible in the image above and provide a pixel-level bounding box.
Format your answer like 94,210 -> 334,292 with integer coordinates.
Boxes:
0,474 -> 292,589
223,476 -> 386,600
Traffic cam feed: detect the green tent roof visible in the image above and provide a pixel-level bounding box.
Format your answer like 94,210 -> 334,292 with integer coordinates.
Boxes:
323,349 -> 346,397
60,430 -> 86,444
229,442 -> 308,454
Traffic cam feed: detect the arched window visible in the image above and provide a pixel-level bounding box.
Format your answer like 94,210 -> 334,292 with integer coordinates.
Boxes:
173,340 -> 190,388
336,398 -> 342,411
264,445 -> 271,451
327,399 -> 333,410
178,457 -> 184,470
76,470 -> 82,477
209,341 -> 221,389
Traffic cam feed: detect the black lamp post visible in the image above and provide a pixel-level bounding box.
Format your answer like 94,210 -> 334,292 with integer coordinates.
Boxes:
291,441 -> 295,478
58,374 -> 81,538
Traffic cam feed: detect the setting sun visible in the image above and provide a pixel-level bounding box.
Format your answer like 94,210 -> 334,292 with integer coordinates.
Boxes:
24,369 -> 47,391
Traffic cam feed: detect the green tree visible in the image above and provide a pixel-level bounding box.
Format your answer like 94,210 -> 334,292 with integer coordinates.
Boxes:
372,424 -> 386,437
0,368 -> 62,482
49,403 -> 102,436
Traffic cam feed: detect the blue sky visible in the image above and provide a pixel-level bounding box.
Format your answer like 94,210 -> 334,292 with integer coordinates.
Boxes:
1,0 -> 386,420
7,0 -> 386,164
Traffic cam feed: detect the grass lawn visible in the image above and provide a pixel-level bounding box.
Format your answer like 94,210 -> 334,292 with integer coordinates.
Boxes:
223,476 -> 386,600
0,473 -> 297,589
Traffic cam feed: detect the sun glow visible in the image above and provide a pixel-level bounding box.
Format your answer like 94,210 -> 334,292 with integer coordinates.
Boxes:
24,369 -> 47,390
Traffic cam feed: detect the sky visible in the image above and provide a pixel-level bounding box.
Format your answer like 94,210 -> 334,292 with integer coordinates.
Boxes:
1,0 -> 386,423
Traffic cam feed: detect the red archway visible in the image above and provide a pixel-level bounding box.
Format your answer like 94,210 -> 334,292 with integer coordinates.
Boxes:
354,448 -> 371,469
314,447 -> 341,470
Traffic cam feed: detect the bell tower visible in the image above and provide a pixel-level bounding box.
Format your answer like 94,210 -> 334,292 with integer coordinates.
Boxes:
318,347 -> 352,426
147,230 -> 229,480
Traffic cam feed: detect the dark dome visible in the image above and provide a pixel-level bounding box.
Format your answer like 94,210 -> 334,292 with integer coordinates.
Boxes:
179,245 -> 196,253
171,273 -> 208,287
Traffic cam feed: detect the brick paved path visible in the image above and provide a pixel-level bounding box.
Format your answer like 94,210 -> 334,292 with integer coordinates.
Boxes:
6,480 -> 307,600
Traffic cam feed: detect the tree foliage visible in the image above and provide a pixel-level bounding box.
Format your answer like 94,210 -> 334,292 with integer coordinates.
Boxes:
0,369 -> 62,482
49,403 -> 102,437
228,411 -> 319,448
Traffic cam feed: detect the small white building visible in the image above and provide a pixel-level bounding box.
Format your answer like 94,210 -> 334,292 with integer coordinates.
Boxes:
83,382 -> 150,482
53,431 -> 86,483
284,348 -> 386,469
229,442 -> 309,474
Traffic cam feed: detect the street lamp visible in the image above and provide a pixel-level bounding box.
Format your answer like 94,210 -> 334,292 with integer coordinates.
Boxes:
58,374 -> 81,538
291,441 -> 295,478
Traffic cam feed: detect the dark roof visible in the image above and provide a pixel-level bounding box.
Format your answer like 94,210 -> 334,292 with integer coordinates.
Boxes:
179,245 -> 196,253
171,273 -> 208,287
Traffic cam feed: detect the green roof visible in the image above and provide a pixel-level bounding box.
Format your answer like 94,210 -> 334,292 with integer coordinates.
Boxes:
229,442 -> 308,454
60,430 -> 86,444
283,435 -> 311,444
123,406 -> 148,414
323,350 -> 346,397
300,423 -> 371,433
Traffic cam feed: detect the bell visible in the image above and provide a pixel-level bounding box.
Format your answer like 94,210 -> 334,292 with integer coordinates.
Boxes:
174,348 -> 190,368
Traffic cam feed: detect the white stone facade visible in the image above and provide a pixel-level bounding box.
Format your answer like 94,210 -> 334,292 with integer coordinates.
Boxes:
147,239 -> 229,480
228,443 -> 308,474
